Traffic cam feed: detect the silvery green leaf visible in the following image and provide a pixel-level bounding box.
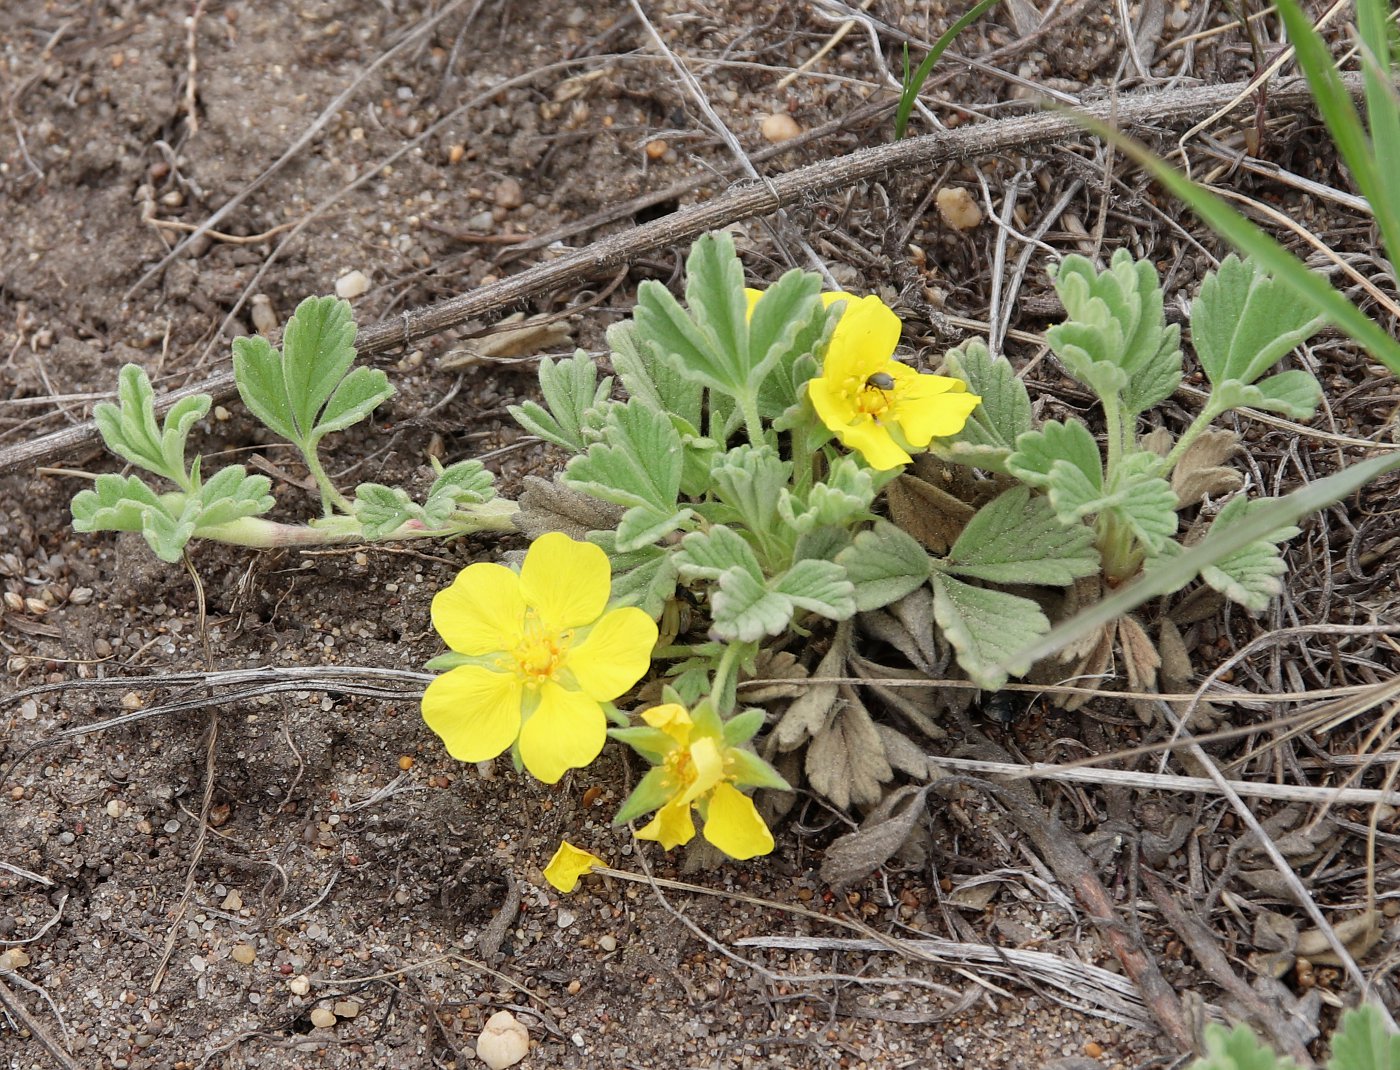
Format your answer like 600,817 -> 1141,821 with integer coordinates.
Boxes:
427,459 -> 495,505
615,504 -> 694,554
608,320 -> 701,430
1049,250 -> 1175,409
684,232 -> 751,389
313,365 -> 393,440
930,572 -> 1047,690
1198,496 -> 1299,611
193,466 -> 274,528
931,340 -> 1032,472
142,497 -> 201,563
635,278 -> 734,396
1193,1023 -> 1300,1070
676,524 -> 763,582
1104,454 -> 1180,552
508,350 -> 612,453
1212,370 -> 1323,420
353,483 -> 418,539
711,567 -> 796,641
590,533 -> 679,617
943,486 -> 1099,585
773,559 -> 855,621
93,364 -> 210,485
71,474 -> 164,535
1122,319 -> 1182,416
712,445 -> 792,546
749,268 -> 831,416
1327,1005 -> 1400,1070
797,456 -> 877,528
1008,420 -> 1104,523
835,520 -> 931,611
793,524 -> 852,564
1192,255 -> 1326,388
564,400 -> 683,513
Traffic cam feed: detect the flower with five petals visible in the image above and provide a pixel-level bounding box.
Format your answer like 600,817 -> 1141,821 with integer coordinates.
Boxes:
611,700 -> 789,861
421,532 -> 658,783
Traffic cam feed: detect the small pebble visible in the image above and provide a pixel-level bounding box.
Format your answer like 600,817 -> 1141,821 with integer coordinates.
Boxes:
597,934 -> 617,952
493,177 -> 524,209
333,1000 -> 360,1019
448,143 -> 465,165
936,186 -> 983,230
221,890 -> 242,911
760,112 -> 802,143
476,1010 -> 530,1070
19,700 -> 37,721
644,138 -> 668,160
0,948 -> 31,970
335,270 -> 370,299
288,975 -> 311,996
163,819 -> 181,834
556,909 -> 576,929
310,1006 -> 337,1029
250,294 -> 278,334
231,944 -> 256,965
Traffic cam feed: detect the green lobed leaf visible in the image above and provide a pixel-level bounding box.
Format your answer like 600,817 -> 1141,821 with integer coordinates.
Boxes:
1104,454 -> 1180,552
312,366 -> 394,441
834,520 -> 932,612
943,486 -> 1099,585
749,269 -> 830,417
1211,370 -> 1324,421
232,334 -> 297,441
930,572 -> 1048,690
712,445 -> 792,551
354,483 -> 418,539
930,339 -> 1033,472
608,320 -> 703,432
590,533 -> 680,618
71,473 -> 165,534
1191,1023 -> 1298,1070
634,279 -> 734,394
1196,496 -> 1299,612
427,459 -> 496,506
711,567 -> 796,642
1191,255 -> 1326,390
615,504 -> 694,554
1327,1005 -> 1400,1070
675,524 -> 763,583
1003,451 -> 1400,669
142,497 -> 201,563
280,295 -> 359,440
564,400 -> 683,514
772,559 -> 855,621
508,350 -> 613,453
193,466 -> 274,528
684,232 -> 751,387
93,365 -> 210,486
1008,420 -> 1103,522
787,456 -> 877,531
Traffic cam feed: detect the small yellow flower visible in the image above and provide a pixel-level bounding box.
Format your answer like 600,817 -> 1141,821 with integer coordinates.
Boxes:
543,840 -> 606,893
748,287 -> 981,470
421,532 -> 658,783
623,703 -> 777,861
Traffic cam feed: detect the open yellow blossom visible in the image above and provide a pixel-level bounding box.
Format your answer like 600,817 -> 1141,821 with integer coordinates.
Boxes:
747,287 -> 981,470
611,702 -> 786,861
421,532 -> 658,783
543,840 -> 606,893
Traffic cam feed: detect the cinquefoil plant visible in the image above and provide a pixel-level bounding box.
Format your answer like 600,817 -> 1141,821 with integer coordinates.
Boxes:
71,295 -> 516,562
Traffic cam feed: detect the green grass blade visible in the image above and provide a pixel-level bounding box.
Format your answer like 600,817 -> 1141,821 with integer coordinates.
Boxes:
1003,451 -> 1400,669
1075,114 -> 1400,376
1355,0 -> 1400,246
1275,0 -> 1400,264
894,0 -> 1003,140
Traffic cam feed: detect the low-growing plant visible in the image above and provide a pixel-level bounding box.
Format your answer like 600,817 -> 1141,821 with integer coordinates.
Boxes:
70,295 -> 517,563
1188,1005 -> 1398,1070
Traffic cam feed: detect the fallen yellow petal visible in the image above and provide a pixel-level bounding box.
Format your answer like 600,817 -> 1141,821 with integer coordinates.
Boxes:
543,840 -> 606,893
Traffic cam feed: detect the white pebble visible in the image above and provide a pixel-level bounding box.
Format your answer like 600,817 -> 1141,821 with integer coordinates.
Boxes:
335,270 -> 370,299
288,975 -> 311,996
556,909 -> 576,929
476,1010 -> 530,1069
760,112 -> 802,143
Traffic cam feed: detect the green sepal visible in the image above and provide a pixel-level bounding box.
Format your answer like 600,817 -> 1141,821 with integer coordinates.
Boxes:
721,708 -> 767,746
424,652 -> 472,671
724,748 -> 791,791
612,767 -> 672,825
607,726 -> 675,764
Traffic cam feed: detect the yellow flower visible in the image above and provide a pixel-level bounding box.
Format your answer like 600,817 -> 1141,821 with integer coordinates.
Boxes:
421,532 -> 658,783
620,703 -> 778,861
543,840 -> 606,893
748,287 -> 981,470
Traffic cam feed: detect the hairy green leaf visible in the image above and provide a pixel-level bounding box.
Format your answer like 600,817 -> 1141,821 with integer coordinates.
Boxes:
684,232 -> 751,388
615,504 -> 694,554
711,567 -> 796,642
1008,419 -> 1103,520
353,483 -> 417,539
193,466 -> 274,528
607,320 -> 702,431
750,269 -> 829,416
280,295 -> 359,438
427,459 -> 496,506
772,559 -> 855,620
835,520 -> 931,611
1189,1023 -> 1300,1070
676,524 -> 763,583
93,364 -> 210,486
564,400 -> 683,514
1327,1005 -> 1400,1070
1212,370 -> 1323,421
931,339 -> 1033,472
71,474 -> 164,535
508,350 -> 613,453
1192,255 -> 1326,390
590,534 -> 680,618
943,486 -> 1099,585
930,573 -> 1047,690
1197,496 -> 1298,611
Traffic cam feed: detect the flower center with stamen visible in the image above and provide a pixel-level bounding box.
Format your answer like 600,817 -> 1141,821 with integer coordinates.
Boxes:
848,375 -> 893,419
507,613 -> 569,690
662,747 -> 694,789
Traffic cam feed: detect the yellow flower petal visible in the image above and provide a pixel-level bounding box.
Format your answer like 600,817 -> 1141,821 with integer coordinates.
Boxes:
826,294 -> 901,377
421,665 -> 522,762
519,532 -> 611,632
893,377 -> 983,447
517,681 -> 608,783
836,416 -> 912,470
640,702 -> 694,746
702,781 -> 774,860
431,562 -> 525,655
636,797 -> 696,850
543,840 -> 605,893
679,736 -> 725,806
566,606 -> 658,701
744,288 -> 763,318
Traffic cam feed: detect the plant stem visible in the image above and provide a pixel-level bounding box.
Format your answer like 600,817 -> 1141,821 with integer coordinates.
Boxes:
1153,401 -> 1222,481
709,640 -> 751,716
298,441 -> 355,516
194,499 -> 519,550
